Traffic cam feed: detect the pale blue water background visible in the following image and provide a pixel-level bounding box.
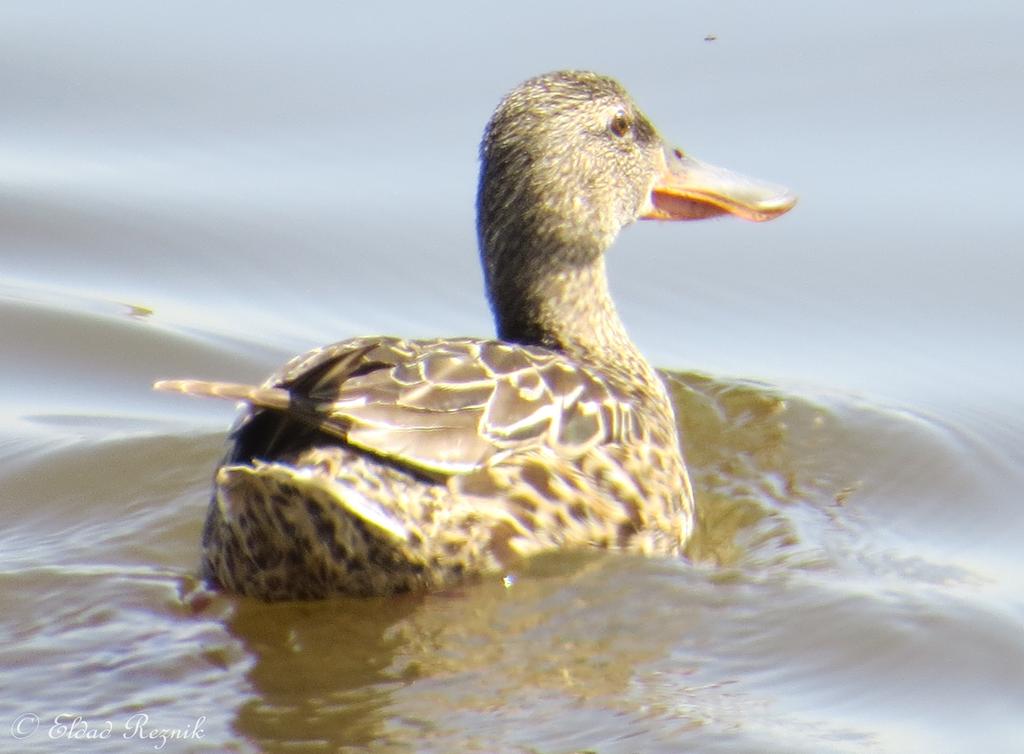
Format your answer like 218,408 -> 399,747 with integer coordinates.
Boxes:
1,2 -> 1022,752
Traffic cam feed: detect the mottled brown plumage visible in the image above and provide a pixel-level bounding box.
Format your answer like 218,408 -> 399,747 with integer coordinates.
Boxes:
156,70 -> 795,599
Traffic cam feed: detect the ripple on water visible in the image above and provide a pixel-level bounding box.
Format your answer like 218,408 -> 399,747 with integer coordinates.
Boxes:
2,285 -> 1023,752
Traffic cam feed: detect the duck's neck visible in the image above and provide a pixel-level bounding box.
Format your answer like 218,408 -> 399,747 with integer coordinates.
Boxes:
494,255 -> 619,354
484,236 -> 664,399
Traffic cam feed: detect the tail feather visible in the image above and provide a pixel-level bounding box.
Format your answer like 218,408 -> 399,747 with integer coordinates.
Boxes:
154,379 -> 290,411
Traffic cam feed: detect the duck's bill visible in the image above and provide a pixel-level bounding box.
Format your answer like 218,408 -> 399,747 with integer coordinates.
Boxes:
641,147 -> 797,222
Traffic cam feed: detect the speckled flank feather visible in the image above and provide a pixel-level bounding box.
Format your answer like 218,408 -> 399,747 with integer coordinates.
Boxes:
156,70 -> 793,599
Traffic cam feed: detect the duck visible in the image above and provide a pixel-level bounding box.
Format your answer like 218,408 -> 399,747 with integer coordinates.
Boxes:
156,70 -> 796,600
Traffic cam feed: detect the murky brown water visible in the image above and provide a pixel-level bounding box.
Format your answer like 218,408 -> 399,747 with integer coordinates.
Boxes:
3,2 -> 1023,753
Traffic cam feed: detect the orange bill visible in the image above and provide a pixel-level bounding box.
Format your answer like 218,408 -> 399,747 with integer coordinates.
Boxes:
641,146 -> 797,222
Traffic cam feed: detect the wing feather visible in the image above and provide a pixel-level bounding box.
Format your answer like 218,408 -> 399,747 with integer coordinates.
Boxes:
157,336 -> 637,476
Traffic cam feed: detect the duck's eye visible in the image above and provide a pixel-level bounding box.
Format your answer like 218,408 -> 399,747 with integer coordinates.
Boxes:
609,110 -> 632,138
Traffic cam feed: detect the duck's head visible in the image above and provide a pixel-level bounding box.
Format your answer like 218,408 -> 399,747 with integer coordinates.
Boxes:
476,70 -> 796,347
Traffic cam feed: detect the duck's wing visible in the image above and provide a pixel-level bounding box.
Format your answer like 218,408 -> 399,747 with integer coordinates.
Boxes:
156,336 -> 640,476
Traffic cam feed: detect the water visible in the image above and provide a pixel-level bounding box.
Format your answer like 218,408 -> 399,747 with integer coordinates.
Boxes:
2,2 -> 1022,752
